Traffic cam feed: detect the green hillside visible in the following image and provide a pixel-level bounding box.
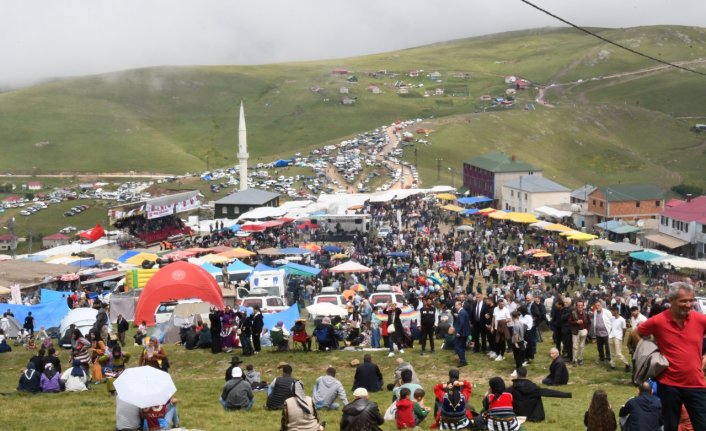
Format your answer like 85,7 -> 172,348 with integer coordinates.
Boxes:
0,25 -> 704,190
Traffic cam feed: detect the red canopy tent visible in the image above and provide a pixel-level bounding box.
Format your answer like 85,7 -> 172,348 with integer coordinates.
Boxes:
78,224 -> 105,242
133,261 -> 224,325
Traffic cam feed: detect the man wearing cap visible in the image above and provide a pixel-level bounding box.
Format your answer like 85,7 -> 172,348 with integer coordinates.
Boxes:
220,367 -> 254,411
340,387 -> 385,431
225,356 -> 243,382
267,363 -> 296,410
352,354 -> 383,393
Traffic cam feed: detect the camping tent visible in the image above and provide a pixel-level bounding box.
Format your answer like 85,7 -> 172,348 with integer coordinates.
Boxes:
134,261 -> 225,326
60,307 -> 98,339
0,315 -> 22,337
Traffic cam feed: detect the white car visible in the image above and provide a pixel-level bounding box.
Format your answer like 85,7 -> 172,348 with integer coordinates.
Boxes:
241,296 -> 287,314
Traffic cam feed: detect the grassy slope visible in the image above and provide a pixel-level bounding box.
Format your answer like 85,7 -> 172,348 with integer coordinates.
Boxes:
0,325 -> 635,430
0,25 -> 704,179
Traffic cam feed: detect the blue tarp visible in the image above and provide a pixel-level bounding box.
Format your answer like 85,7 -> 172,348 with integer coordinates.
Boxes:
200,262 -> 221,274
41,288 -> 70,304
277,247 -> 311,255
69,259 -> 101,268
457,196 -> 492,205
273,159 -> 292,168
322,245 -> 342,253
117,250 -> 141,263
239,305 -> 300,332
282,262 -> 321,277
3,299 -> 70,329
228,259 -> 254,274
22,255 -> 49,262
629,251 -> 664,262
228,224 -> 241,232
462,208 -> 479,215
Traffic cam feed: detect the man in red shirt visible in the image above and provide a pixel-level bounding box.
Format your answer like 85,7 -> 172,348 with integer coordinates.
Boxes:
631,282 -> 706,431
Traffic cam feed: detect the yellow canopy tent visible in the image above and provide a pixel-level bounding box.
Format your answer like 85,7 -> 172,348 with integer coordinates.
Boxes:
533,252 -> 552,258
125,252 -> 158,266
477,207 -> 496,214
559,230 -> 583,237
507,212 -> 538,223
435,193 -> 457,201
488,211 -> 509,220
544,223 -> 574,232
440,204 -> 465,212
331,253 -> 349,260
567,233 -> 599,241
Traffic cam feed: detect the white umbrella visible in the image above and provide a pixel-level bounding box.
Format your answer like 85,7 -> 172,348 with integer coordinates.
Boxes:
114,366 -> 177,408
329,260 -> 372,273
306,302 -> 348,318
456,225 -> 473,231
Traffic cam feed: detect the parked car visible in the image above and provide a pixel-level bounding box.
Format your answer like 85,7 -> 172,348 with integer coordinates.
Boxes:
369,292 -> 405,310
241,293 -> 287,314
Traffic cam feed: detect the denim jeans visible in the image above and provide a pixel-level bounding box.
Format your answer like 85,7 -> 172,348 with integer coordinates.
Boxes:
315,400 -> 340,410
220,398 -> 254,411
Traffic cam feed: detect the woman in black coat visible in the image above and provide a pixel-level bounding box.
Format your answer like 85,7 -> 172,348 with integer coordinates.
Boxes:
209,309 -> 222,354
17,362 -> 41,393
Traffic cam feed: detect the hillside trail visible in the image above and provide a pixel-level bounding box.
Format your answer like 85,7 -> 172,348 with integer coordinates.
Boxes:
536,57 -> 706,107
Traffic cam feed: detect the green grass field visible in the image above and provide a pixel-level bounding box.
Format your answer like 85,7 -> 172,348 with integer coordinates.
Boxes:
0,25 -> 704,182
0,325 -> 636,430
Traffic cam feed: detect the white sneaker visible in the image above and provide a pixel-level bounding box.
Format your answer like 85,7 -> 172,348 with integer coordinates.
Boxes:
522,361 -> 529,366
510,370 -> 518,379
488,352 -> 498,359
388,352 -> 395,357
399,349 -> 405,354
495,355 -> 504,361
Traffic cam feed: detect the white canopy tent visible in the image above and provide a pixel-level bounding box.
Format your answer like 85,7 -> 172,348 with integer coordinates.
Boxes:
534,206 -> 573,219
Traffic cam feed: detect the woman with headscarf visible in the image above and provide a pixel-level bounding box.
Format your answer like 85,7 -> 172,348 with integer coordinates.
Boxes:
482,377 -> 520,431
437,381 -> 471,430
17,362 -> 41,393
140,337 -> 167,371
40,363 -> 61,393
221,307 -> 237,353
70,329 -> 91,374
281,380 -> 325,431
99,343 -> 131,394
89,330 -> 107,382
61,359 -> 88,392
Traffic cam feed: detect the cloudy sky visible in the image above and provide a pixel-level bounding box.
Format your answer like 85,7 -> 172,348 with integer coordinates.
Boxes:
2,0 -> 704,88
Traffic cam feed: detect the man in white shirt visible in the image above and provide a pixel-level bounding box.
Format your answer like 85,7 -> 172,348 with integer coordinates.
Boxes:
629,306 -> 647,332
609,306 -> 630,372
491,298 -> 512,361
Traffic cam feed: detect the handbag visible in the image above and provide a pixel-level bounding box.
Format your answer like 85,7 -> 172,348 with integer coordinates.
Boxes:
383,401 -> 397,421
387,324 -> 396,334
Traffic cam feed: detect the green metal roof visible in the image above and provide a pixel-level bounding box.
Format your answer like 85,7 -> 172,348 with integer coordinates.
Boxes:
599,184 -> 663,202
463,152 -> 540,173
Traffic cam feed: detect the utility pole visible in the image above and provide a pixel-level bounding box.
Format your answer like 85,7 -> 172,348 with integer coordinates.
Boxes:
436,158 -> 443,181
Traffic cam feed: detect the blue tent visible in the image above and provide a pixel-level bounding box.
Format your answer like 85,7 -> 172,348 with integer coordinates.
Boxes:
68,259 -> 101,268
273,159 -> 292,168
322,245 -> 342,253
253,262 -> 275,272
462,208 -> 479,215
41,288 -> 70,304
200,262 -> 221,274
228,259 -> 254,274
457,196 -> 492,205
117,250 -> 141,263
278,247 -> 311,255
282,262 -> 321,277
3,298 -> 70,329
629,251 -> 664,262
228,224 -> 241,232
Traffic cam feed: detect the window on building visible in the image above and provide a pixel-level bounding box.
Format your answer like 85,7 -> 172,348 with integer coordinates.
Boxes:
655,200 -> 661,207
685,224 -> 689,233
524,193 -> 528,200
592,199 -> 596,206
635,201 -> 641,208
600,201 -> 603,208
511,190 -> 514,197
703,225 -> 706,234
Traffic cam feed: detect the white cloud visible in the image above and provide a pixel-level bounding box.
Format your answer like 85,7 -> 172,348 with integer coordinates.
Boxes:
1,0 -> 704,88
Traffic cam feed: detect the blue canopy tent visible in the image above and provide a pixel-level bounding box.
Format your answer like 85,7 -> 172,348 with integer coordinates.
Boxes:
68,259 -> 101,268
282,262 -> 321,278
253,263 -> 275,272
457,196 -> 492,205
629,251 -> 664,262
277,247 -> 311,255
461,208 -> 479,215
322,245 -> 342,253
227,259 -> 254,274
200,262 -> 221,274
273,159 -> 292,168
117,250 -> 141,263
228,224 -> 241,232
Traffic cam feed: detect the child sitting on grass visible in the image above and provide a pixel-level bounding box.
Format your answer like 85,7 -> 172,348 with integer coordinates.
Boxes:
413,388 -> 430,427
396,387 -> 415,429
244,363 -> 268,390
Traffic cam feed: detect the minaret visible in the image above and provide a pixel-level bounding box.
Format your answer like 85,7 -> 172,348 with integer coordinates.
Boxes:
237,101 -> 249,191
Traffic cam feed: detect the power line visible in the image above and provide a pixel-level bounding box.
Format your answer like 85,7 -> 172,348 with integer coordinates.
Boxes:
520,0 -> 706,77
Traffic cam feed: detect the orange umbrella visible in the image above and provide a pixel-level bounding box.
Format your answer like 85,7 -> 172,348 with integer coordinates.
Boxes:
533,252 -> 552,258
342,289 -> 355,300
300,243 -> 322,253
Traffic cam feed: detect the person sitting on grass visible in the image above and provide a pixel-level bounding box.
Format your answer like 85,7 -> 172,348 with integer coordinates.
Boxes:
340,388 -> 385,431
61,359 -> 88,392
482,377 -> 521,431
40,363 -> 61,393
542,347 -> 569,386
17,361 -> 41,393
221,367 -> 254,411
142,397 -> 179,431
313,366 -> 348,410
395,387 -> 415,429
583,389 -> 616,431
281,380 -> 325,431
244,363 -> 268,390
267,363 -> 296,410
507,366 -> 572,422
413,388 -> 431,427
